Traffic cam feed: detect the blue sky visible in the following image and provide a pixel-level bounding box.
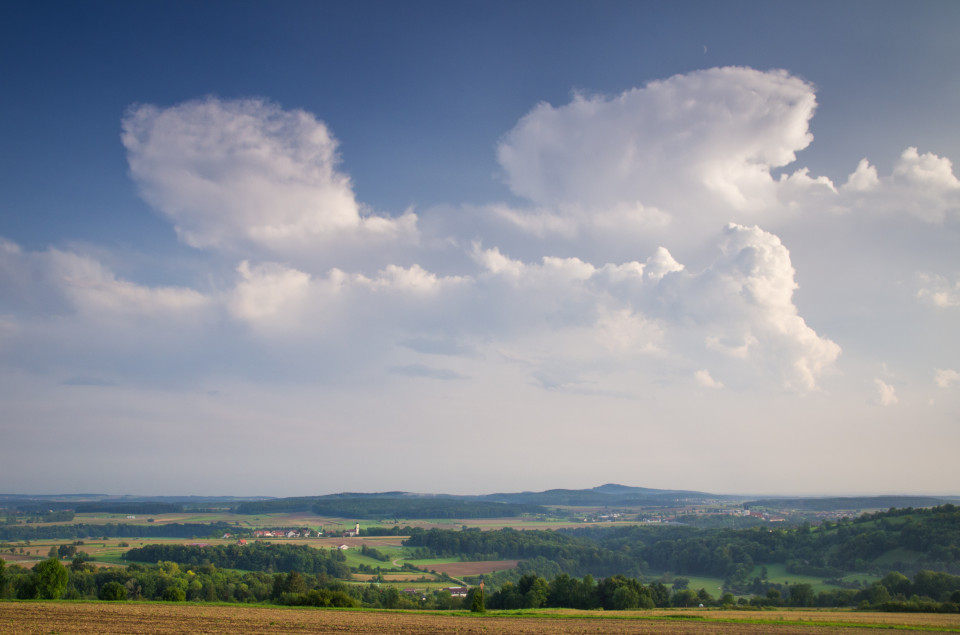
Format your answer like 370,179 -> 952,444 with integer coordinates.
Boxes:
2,1 -> 959,496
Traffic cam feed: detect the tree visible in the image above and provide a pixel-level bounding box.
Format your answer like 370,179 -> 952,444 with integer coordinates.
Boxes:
383,586 -> 401,609
99,580 -> 128,601
517,574 -> 548,608
611,585 -> 640,610
34,558 -> 68,599
880,571 -> 911,598
789,583 -> 814,607
469,587 -> 485,613
58,544 -> 77,559
862,581 -> 891,605
649,582 -> 670,607
672,588 -> 699,607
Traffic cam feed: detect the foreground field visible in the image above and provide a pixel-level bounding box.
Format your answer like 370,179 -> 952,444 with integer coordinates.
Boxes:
3,603 -> 960,634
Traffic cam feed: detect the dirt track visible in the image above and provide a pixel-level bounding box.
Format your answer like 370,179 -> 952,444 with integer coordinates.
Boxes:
3,602 -> 960,634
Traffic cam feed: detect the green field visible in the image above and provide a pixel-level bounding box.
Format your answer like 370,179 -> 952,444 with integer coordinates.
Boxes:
873,546 -> 926,567
752,564 -> 848,593
676,575 -> 725,596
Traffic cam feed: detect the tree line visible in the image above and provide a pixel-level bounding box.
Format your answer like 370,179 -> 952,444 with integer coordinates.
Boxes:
123,542 -> 350,577
484,569 -> 960,611
0,556 -> 463,609
233,496 -> 544,519
0,522 -> 237,541
403,526 -> 636,577
3,556 -> 957,612
403,506 -> 960,599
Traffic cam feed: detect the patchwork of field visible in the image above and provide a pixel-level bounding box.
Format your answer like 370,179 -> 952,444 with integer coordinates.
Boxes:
3,603 -> 960,634
17,511 -> 602,531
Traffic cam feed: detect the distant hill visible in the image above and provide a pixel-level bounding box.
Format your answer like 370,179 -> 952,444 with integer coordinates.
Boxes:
477,483 -> 739,507
229,484 -> 744,516
4,487 -> 958,516
745,495 -> 957,511
0,493 -> 274,513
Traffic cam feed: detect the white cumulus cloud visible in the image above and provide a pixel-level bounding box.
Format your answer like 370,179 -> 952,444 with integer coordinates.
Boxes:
495,67 -> 822,242
695,369 -> 724,389
840,147 -> 960,222
873,379 -> 899,406
935,368 -> 960,388
467,223 -> 838,391
918,273 -> 960,307
122,98 -> 418,259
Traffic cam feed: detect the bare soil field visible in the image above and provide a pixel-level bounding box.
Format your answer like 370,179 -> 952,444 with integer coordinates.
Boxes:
353,573 -> 438,582
3,603 -> 960,635
416,559 -> 520,576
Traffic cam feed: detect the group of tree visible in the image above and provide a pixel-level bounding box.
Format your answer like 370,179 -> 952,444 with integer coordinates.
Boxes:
404,527 -> 637,577
2,510 -> 76,524
0,521 -> 237,541
234,495 -> 543,519
73,502 -> 184,515
2,554 -> 959,613
564,505 -> 960,582
123,542 -> 350,577
483,569 -> 960,612
0,557 -> 465,609
401,505 -> 959,587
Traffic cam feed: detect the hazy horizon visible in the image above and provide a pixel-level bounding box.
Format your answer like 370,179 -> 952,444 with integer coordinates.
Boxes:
2,1 -> 959,497
4,483 -> 960,501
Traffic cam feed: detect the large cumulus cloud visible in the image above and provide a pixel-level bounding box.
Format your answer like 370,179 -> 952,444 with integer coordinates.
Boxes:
10,67 -> 959,402
495,67 -> 825,239
122,98 -> 418,262
6,65 -> 960,496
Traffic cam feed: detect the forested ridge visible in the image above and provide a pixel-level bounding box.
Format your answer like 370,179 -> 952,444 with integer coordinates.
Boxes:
745,496 -> 954,512
404,527 -> 637,577
406,505 -> 960,585
234,496 -> 544,518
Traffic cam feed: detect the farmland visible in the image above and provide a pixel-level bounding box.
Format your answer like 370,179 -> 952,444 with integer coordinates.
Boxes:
409,559 -> 520,577
3,489 -> 960,614
2,602 -> 959,634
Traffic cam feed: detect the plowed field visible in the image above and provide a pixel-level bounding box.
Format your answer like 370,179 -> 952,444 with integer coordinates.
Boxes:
3,602 -> 960,634
419,559 -> 520,576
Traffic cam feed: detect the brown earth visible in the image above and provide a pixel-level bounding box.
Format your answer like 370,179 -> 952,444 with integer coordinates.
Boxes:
3,603 -> 960,635
353,573 -> 437,582
417,560 -> 520,576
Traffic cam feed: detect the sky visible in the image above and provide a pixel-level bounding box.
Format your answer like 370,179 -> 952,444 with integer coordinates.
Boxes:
1,1 -> 959,497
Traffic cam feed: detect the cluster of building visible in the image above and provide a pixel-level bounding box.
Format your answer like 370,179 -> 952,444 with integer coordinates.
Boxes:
401,586 -> 468,598
250,529 -> 315,538
580,512 -> 623,522
219,523 -> 362,542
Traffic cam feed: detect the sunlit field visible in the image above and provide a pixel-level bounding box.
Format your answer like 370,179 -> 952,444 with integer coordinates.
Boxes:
3,603 -> 959,635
